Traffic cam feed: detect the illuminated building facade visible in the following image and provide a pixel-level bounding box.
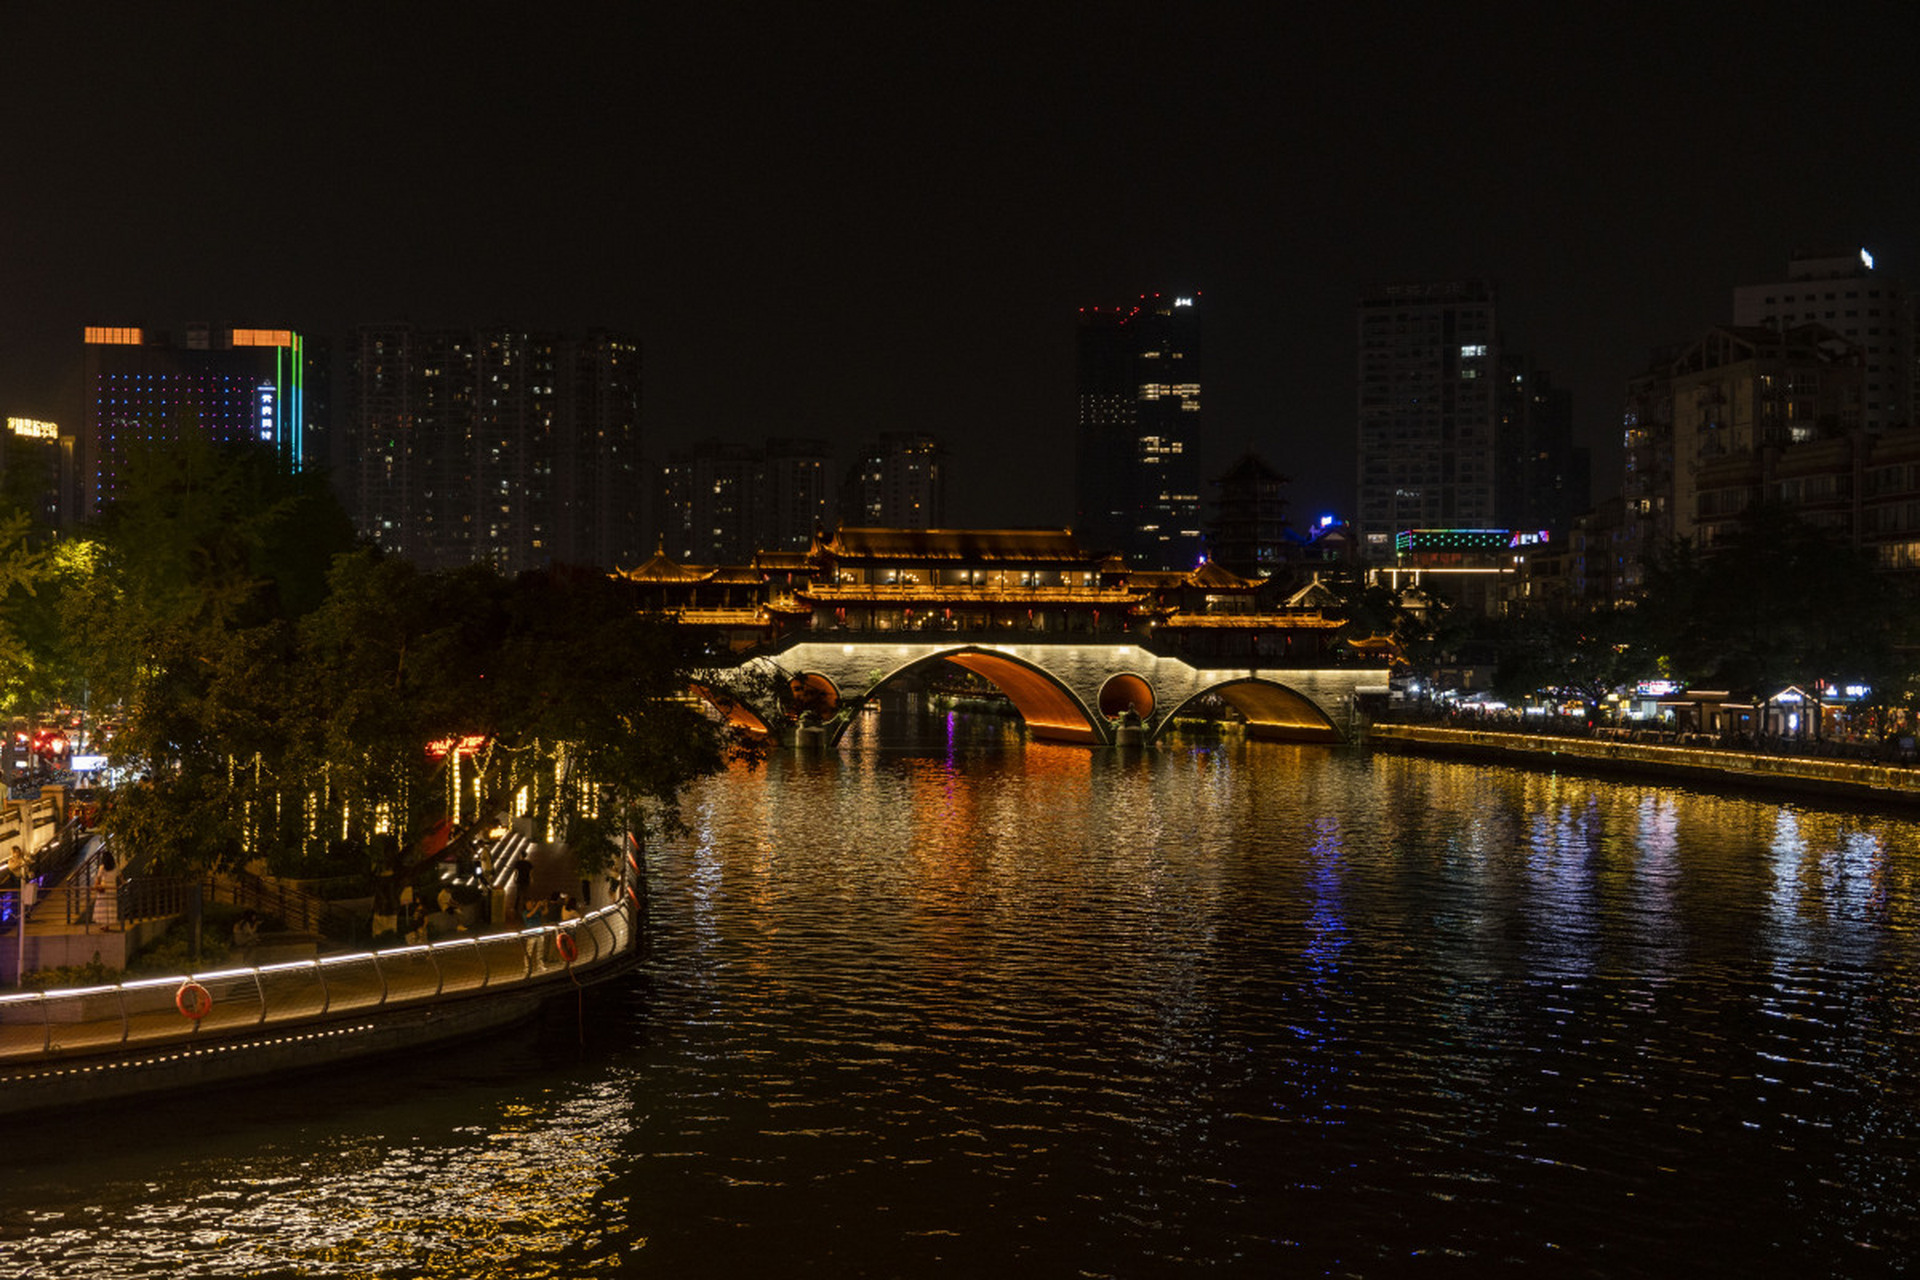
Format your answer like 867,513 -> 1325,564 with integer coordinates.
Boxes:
1610,250 -> 1911,589
1369,526 -> 1534,616
343,325 -> 641,574
81,324 -> 310,520
1075,293 -> 1203,569
798,527 -> 1132,635
618,526 -> 1345,662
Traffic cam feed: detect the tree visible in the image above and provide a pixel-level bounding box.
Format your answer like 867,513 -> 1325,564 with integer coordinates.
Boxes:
1639,504 -> 1912,739
278,551 -> 490,876
290,556 -> 734,881
66,436 -> 360,872
484,565 -> 734,866
75,434 -> 739,880
1489,604 -> 1651,719
0,507 -> 56,715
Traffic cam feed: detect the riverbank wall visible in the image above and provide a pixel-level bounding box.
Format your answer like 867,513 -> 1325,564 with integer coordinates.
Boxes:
1364,723 -> 1920,808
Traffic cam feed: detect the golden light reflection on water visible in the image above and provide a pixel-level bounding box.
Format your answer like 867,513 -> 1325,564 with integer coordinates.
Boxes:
7,1079 -> 638,1279
19,737 -> 1920,1275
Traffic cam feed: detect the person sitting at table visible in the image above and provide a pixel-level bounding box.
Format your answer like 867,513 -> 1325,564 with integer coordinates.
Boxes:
425,889 -> 462,940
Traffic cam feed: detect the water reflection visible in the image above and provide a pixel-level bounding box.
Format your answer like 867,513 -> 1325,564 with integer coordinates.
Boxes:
11,731 -> 1920,1275
3,1053 -> 639,1279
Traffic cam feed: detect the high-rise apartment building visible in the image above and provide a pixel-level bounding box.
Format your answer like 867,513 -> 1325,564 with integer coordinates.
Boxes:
1354,282 -> 1503,557
654,437 -> 836,565
762,437 -> 837,549
555,332 -> 645,570
1,416 -> 73,531
342,325 -> 641,575
656,440 -> 767,566
81,324 -> 312,520
841,431 -> 947,531
1733,248 -> 1909,433
1620,325 -> 1865,571
1075,293 -> 1203,569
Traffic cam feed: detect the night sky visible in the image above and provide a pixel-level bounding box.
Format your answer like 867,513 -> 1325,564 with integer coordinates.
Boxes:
5,3 -> 1915,528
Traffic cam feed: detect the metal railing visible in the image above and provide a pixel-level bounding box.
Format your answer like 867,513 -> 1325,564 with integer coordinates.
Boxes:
224,873 -> 359,937
0,895 -> 636,1063
4,869 -> 353,934
5,883 -> 90,932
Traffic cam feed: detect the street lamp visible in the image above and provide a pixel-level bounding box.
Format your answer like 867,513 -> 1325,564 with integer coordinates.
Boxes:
7,846 -> 31,990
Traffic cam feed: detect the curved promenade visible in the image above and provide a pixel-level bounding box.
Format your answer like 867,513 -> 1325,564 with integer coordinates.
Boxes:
1365,722 -> 1920,807
0,894 -> 639,1115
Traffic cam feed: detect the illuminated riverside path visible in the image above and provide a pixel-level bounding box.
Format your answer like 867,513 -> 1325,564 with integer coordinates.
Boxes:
7,704 -> 1920,1275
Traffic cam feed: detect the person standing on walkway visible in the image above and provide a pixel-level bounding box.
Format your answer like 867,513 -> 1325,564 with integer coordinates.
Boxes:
93,851 -> 119,931
511,851 -> 533,925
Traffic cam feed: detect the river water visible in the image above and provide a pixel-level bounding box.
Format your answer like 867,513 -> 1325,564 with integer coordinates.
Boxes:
5,710 -> 1920,1277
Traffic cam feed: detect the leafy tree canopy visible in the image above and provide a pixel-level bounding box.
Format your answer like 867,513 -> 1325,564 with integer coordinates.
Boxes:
1639,503 -> 1908,710
55,437 -> 728,880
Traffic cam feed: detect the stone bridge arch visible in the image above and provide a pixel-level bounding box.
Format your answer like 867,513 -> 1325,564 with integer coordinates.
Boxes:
832,645 -> 1107,746
1150,676 -> 1343,743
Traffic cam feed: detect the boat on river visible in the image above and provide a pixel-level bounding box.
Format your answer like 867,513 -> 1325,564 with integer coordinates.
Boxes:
0,887 -> 642,1116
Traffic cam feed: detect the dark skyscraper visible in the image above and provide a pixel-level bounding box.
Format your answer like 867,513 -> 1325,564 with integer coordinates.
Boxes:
556,331 -> 645,570
1075,293 -> 1203,569
1204,451 -> 1290,579
1503,360 -> 1585,539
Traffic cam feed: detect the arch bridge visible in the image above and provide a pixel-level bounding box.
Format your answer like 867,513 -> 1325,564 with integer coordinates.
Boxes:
700,636 -> 1381,747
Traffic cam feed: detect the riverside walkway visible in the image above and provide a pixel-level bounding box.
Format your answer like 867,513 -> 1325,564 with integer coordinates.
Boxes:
1366,720 -> 1920,807
0,888 -> 640,1115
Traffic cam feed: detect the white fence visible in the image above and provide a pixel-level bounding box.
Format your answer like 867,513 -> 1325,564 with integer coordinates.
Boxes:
0,896 -> 634,1063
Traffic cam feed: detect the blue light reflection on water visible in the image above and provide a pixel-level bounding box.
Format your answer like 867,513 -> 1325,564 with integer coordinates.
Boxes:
6,725 -> 1920,1276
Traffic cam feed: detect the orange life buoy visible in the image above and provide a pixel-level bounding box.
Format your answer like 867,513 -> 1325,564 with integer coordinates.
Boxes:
176,981 -> 213,1021
556,931 -> 579,964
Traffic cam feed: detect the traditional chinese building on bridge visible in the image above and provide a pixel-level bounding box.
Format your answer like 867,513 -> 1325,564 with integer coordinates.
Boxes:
617,526 -> 1346,660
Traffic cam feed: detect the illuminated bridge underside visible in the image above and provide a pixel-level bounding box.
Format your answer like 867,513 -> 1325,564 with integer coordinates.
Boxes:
717,640 -> 1376,748
943,651 -> 1102,744
691,683 -> 774,737
1185,680 -> 1341,743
